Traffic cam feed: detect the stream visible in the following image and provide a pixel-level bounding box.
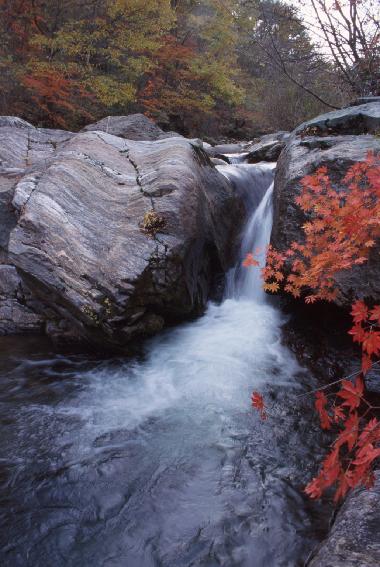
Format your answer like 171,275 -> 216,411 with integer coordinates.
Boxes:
0,162 -> 330,566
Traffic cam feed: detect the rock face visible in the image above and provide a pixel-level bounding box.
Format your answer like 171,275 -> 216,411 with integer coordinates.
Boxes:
246,132 -> 289,164
82,114 -> 180,141
271,100 -> 380,308
309,472 -> 380,567
0,119 -> 75,333
0,265 -> 44,334
1,119 -> 243,348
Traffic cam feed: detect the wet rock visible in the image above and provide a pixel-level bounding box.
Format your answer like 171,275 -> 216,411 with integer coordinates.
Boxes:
211,157 -> 229,166
271,133 -> 380,308
295,100 -> 380,136
0,264 -> 44,334
246,132 -> 289,164
309,471 -> 380,567
205,143 -> 246,158
82,114 -> 180,141
4,130 -> 242,348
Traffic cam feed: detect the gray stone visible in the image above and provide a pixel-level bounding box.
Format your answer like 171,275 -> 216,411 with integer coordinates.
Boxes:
0,265 -> 44,334
348,96 -> 380,107
211,157 -> 229,166
309,472 -> 380,566
0,124 -> 73,172
0,116 -> 35,129
5,131 -> 242,348
295,101 -> 380,136
205,143 -> 246,158
245,132 -> 289,164
82,114 -> 179,141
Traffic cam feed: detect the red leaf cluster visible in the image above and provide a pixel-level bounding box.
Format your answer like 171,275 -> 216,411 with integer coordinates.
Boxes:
305,306 -> 380,501
261,153 -> 380,302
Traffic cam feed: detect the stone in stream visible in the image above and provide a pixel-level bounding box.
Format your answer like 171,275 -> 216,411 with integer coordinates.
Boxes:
271,100 -> 380,309
245,132 -> 290,164
0,119 -> 243,348
308,471 -> 380,567
205,142 -> 246,158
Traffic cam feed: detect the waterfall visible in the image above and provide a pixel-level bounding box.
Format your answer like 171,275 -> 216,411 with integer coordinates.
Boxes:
217,162 -> 275,301
232,182 -> 273,301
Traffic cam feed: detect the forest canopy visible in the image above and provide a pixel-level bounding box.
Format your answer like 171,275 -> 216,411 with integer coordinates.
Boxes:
0,0 -> 378,138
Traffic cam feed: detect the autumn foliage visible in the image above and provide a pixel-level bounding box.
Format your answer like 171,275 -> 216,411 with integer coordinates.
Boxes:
248,152 -> 380,501
0,0 -> 245,134
306,302 -> 380,501
262,152 -> 380,303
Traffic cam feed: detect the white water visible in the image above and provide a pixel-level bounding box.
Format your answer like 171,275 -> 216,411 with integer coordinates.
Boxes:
62,163 -> 294,444
0,162 -> 325,567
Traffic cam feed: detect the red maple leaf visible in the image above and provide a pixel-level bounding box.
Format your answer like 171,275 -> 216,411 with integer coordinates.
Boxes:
333,405 -> 346,423
362,330 -> 380,357
321,447 -> 341,485
353,443 -> 380,467
315,391 -> 332,430
369,305 -> 380,325
358,418 -> 380,447
335,412 -> 359,451
334,472 -> 351,502
351,300 -> 369,324
348,324 -> 366,344
361,354 -> 372,375
251,391 -> 266,420
304,477 -> 323,499
243,253 -> 260,268
336,376 -> 364,412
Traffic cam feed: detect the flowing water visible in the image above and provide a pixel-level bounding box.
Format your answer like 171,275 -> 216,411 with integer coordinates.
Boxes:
0,163 -> 329,566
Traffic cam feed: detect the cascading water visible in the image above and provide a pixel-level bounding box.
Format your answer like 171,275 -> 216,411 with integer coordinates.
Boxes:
0,162 -> 330,567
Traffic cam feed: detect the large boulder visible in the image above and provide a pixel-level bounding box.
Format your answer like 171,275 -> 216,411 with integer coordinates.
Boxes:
3,129 -> 243,348
271,101 -> 380,308
82,114 -> 180,141
309,472 -> 380,566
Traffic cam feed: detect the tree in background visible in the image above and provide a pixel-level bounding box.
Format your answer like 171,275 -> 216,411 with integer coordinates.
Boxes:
139,0 -> 245,136
302,0 -> 380,96
0,0 -> 245,134
0,0 -> 175,128
237,0 -> 344,131
0,0 -> 377,136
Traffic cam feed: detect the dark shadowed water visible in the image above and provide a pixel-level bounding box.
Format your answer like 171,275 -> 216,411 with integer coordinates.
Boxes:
0,164 -> 330,567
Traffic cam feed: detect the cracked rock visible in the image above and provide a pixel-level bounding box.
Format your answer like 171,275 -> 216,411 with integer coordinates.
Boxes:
1,123 -> 243,349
